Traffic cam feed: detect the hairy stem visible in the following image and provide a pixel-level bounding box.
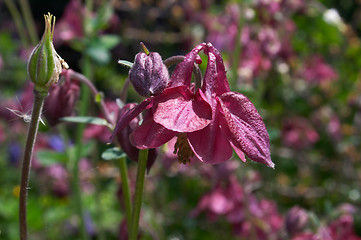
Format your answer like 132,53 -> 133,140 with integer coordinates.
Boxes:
119,156 -> 132,226
19,90 -> 47,240
129,149 -> 149,240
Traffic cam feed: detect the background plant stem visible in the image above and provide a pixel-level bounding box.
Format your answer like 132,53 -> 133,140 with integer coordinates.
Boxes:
129,149 -> 149,240
71,57 -> 92,240
19,90 -> 47,240
118,156 -> 132,226
18,0 -> 38,45
4,0 -> 29,48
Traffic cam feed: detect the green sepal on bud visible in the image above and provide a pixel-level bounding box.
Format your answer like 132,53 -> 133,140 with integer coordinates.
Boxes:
27,13 -> 65,94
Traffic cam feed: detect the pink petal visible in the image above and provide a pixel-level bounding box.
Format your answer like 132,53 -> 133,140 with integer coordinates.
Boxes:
202,43 -> 230,98
188,100 -> 233,164
153,86 -> 212,132
130,112 -> 177,149
219,92 -> 274,168
109,98 -> 152,143
209,44 -> 231,95
169,43 -> 206,87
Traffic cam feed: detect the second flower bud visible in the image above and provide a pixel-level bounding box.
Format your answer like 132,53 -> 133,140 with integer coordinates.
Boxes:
129,52 -> 169,97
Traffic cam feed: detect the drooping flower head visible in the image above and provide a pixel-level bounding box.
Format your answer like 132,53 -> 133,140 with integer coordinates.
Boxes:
111,43 -> 273,168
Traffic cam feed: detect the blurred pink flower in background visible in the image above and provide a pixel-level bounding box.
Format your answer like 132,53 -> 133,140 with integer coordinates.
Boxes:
301,55 -> 338,84
282,117 -> 319,149
53,0 -> 84,45
329,214 -> 361,240
38,164 -> 70,198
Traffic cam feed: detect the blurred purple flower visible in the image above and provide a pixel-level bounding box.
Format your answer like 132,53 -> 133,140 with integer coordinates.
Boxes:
44,70 -> 80,126
285,206 -> 309,237
49,135 -> 65,152
7,141 -> 22,166
329,214 -> 361,240
282,117 -> 319,149
192,175 -> 283,239
301,55 -> 338,84
36,163 -> 70,198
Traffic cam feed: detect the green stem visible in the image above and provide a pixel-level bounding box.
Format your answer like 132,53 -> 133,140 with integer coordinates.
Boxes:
18,0 -> 38,45
4,0 -> 29,47
129,149 -> 149,240
118,156 -> 132,226
72,59 -> 92,240
19,90 -> 47,240
231,2 -> 244,87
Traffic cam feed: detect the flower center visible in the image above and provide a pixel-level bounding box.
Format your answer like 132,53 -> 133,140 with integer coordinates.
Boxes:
173,133 -> 194,164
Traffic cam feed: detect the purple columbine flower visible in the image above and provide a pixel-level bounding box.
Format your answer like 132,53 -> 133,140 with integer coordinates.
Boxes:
111,43 -> 273,168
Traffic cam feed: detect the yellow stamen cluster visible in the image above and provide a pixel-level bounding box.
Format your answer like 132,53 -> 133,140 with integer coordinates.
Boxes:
173,133 -> 194,164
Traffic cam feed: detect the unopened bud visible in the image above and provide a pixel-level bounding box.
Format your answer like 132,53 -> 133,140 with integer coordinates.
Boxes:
27,13 -> 64,93
129,52 -> 169,97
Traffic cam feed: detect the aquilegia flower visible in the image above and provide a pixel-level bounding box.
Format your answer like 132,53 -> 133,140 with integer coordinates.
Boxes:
111,43 -> 273,168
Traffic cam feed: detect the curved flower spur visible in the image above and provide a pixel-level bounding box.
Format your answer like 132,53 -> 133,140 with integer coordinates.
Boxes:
111,43 -> 274,168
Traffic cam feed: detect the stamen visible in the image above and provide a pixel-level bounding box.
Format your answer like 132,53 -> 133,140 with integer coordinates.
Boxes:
173,133 -> 194,164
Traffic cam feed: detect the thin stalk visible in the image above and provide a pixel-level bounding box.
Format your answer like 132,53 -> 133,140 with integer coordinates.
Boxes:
230,3 -> 244,87
18,0 -> 38,45
72,58 -> 92,240
4,0 -> 29,48
19,90 -> 47,240
129,149 -> 149,240
118,156 -> 132,226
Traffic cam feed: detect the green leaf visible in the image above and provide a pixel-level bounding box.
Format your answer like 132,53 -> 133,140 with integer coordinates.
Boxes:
86,46 -> 110,65
61,116 -> 109,126
101,147 -> 126,161
99,35 -> 121,49
36,150 -> 67,166
117,60 -> 133,68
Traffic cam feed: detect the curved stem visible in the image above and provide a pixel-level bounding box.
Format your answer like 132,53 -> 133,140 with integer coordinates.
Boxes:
129,149 -> 149,240
164,55 -> 203,89
118,156 -> 132,226
65,70 -> 115,126
19,90 -> 47,240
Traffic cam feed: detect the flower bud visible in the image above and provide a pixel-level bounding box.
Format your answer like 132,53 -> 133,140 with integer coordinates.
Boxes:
129,52 -> 169,97
43,73 -> 80,126
27,13 -> 63,93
